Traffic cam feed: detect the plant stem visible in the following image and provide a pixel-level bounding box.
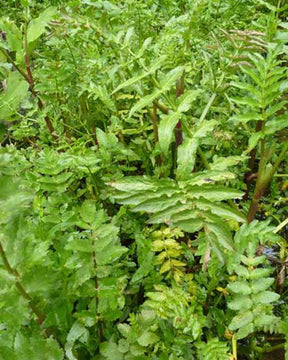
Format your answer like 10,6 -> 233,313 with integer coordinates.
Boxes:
0,45 -> 57,142
0,240 -> 45,325
232,335 -> 237,360
199,92 -> 216,123
91,231 -> 104,342
247,142 -> 288,222
175,74 -> 185,147
154,100 -> 169,114
147,105 -> 159,143
274,217 -> 288,234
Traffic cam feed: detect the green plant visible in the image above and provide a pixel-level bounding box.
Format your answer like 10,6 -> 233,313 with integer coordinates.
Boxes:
0,1 -> 288,359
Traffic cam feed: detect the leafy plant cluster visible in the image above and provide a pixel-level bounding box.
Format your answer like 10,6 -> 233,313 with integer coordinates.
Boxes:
0,0 -> 288,359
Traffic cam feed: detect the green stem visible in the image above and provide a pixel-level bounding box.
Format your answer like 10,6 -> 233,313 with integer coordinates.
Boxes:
154,100 -> 169,114
274,218 -> 288,234
199,92 -> 216,123
198,148 -> 211,170
247,142 -> 288,222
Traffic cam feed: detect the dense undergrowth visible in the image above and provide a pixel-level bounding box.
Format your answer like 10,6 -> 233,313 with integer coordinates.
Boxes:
0,0 -> 288,359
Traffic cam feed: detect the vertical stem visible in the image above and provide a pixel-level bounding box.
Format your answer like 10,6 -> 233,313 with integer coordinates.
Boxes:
147,104 -> 159,143
147,105 -> 162,166
174,74 -> 185,147
232,335 -> 238,360
91,232 -> 104,342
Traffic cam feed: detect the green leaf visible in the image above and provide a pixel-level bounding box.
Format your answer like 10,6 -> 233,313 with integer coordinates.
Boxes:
253,291 -> 280,304
112,55 -> 166,94
193,120 -> 218,138
231,112 -> 263,124
250,278 -> 274,293
137,331 -> 159,347
0,19 -> 22,52
27,7 -> 57,44
195,199 -> 246,223
159,66 -> 186,91
229,310 -> 253,331
177,89 -> 203,113
265,116 -> 288,135
185,171 -> 236,185
228,295 -> 253,311
187,185 -> 243,201
158,112 -> 182,156
128,66 -> 185,118
100,341 -> 124,360
14,333 -> 64,360
256,0 -> 276,11
174,218 -> 203,233
79,200 -> 97,223
211,156 -> 247,171
65,321 -> 88,360
228,281 -> 251,295
236,323 -> 254,340
206,222 -> 234,251
176,137 -> 198,180
245,132 -> 262,154
0,72 -> 29,119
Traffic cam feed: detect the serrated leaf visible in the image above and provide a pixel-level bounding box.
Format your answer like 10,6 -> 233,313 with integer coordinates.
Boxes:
195,199 -> 246,222
137,331 -> 159,347
249,268 -> 272,280
174,218 -> 203,233
232,97 -> 260,108
14,333 -> 64,360
133,193 -> 182,213
100,341 -> 124,360
236,323 -> 254,339
187,185 -> 243,201
228,295 -> 253,311
229,310 -> 253,331
253,291 -> 280,304
206,222 -> 234,251
185,171 -> 236,185
231,81 -> 261,98
250,277 -> 274,293
79,200 -> 97,223
228,281 -> 251,295
128,90 -> 161,117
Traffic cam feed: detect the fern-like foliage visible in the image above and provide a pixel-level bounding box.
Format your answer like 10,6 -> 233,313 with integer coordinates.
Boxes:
196,338 -> 231,360
151,227 -> 186,283
227,221 -> 281,339
230,45 -> 288,146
